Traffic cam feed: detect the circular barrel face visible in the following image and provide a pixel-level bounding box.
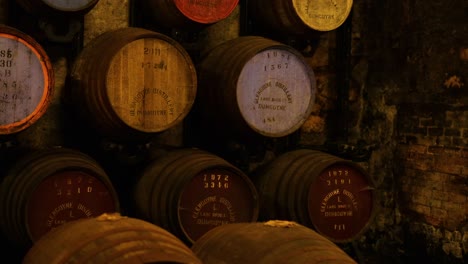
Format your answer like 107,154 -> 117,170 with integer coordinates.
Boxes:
42,0 -> 97,11
292,0 -> 353,31
237,48 -> 315,137
0,33 -> 52,134
106,37 -> 196,133
26,171 -> 117,241
308,163 -> 374,242
178,168 -> 258,243
174,0 -> 239,24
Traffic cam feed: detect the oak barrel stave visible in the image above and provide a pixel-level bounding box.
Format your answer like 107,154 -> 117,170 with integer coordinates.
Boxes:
0,25 -> 54,135
143,0 -> 239,28
133,148 -> 259,244
15,0 -> 100,17
250,0 -> 354,34
194,36 -> 316,141
252,149 -> 376,243
0,147 -> 120,248
70,27 -> 197,142
23,213 -> 203,264
191,220 -> 358,264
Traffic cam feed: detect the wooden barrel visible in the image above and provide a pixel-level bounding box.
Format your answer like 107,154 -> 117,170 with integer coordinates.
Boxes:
0,147 -> 119,247
192,220 -> 357,264
0,25 -> 54,135
143,0 -> 239,28
133,148 -> 259,244
23,213 -> 203,264
252,149 -> 375,243
16,0 -> 100,16
194,36 -> 316,140
249,0 -> 353,34
70,27 -> 197,142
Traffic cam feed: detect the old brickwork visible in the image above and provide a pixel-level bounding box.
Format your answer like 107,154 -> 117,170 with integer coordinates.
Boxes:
366,0 -> 468,262
0,0 -> 466,263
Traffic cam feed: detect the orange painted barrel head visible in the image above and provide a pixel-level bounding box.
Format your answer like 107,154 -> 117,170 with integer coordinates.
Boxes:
0,27 -> 53,135
174,0 -> 239,24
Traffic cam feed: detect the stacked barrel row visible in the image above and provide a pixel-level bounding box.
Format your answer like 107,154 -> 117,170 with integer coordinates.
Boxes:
0,0 -> 364,263
22,216 -> 359,264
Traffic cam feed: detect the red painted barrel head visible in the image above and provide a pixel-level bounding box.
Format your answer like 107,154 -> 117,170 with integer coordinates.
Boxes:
174,0 -> 239,24
26,171 -> 118,241
308,163 -> 374,242
178,168 -> 258,243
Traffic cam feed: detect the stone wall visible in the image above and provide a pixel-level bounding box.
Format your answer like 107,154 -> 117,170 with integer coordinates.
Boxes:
0,0 -> 466,263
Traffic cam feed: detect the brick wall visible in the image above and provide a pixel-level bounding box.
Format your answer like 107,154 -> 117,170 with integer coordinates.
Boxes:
396,106 -> 468,260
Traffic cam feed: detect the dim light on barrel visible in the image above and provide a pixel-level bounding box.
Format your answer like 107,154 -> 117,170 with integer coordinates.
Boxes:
0,147 -> 119,247
70,27 -> 197,142
16,0 -> 100,16
191,220 -> 358,264
23,213 -> 203,264
252,149 -> 376,243
250,0 -> 353,34
144,0 -> 239,28
0,26 -> 54,135
133,148 -> 259,244
194,36 -> 316,140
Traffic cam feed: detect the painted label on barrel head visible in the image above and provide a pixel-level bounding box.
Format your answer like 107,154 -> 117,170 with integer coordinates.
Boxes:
106,38 -> 196,133
0,34 -> 49,128
308,163 -> 374,242
174,0 -> 239,24
292,0 -> 353,31
43,0 -> 96,11
26,171 -> 117,241
237,48 -> 315,137
179,168 -> 257,243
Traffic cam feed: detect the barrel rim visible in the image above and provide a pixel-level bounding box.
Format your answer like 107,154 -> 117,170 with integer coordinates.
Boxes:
105,32 -> 197,133
0,27 -> 54,135
174,0 -> 240,24
177,163 -> 260,244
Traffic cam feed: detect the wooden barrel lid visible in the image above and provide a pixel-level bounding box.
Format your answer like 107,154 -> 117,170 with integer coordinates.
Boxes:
26,170 -> 118,242
133,148 -> 259,244
42,0 -> 98,11
292,0 -> 353,31
0,147 -> 119,246
106,36 -> 196,133
0,26 -> 54,135
237,47 -> 315,137
178,167 -> 259,243
252,149 -> 375,243
173,0 -> 239,24
16,0 -> 100,15
308,162 -> 374,242
192,221 -> 358,264
196,36 -> 316,139
23,214 -> 203,264
70,27 -> 197,140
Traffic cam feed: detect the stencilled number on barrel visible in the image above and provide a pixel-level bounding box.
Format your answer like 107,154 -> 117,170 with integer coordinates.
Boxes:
203,174 -> 230,189
0,48 -> 13,68
263,116 -> 276,123
326,169 -> 351,185
144,47 -> 161,55
54,176 -> 95,196
334,224 -> 346,231
142,47 -> 167,70
264,51 -> 290,71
